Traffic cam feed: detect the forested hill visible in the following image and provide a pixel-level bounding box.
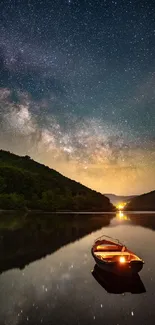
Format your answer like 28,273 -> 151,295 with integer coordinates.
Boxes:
125,190 -> 155,211
0,150 -> 114,211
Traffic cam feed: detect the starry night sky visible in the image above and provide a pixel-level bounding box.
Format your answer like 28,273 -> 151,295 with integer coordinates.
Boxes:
0,0 -> 155,195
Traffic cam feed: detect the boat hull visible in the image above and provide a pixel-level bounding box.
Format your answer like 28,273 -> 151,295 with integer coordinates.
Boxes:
91,248 -> 144,275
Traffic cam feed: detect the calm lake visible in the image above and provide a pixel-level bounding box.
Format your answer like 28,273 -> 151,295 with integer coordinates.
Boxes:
0,211 -> 155,325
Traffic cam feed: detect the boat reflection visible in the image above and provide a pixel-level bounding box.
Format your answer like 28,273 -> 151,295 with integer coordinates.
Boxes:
92,264 -> 146,294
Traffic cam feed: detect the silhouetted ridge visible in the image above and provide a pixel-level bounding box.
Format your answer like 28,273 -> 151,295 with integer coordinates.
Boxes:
0,150 -> 114,211
104,193 -> 136,205
125,190 -> 155,211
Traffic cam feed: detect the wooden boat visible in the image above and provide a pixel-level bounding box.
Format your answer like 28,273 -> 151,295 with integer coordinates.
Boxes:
91,235 -> 144,275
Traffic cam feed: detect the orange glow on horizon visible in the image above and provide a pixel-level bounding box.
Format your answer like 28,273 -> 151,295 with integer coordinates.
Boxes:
116,202 -> 126,210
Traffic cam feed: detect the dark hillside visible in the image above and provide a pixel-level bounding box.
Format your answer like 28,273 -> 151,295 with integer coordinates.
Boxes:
125,190 -> 155,211
0,150 -> 114,211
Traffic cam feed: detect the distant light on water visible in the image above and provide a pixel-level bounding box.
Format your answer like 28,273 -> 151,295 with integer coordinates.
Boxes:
116,211 -> 130,221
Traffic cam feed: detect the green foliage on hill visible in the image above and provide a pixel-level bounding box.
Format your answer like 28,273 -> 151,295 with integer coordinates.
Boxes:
0,150 -> 114,211
125,190 -> 155,211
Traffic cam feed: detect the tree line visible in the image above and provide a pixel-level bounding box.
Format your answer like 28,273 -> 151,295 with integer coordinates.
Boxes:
0,150 -> 114,211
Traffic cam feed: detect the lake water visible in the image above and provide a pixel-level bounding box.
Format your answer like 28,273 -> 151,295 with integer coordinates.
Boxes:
0,211 -> 155,325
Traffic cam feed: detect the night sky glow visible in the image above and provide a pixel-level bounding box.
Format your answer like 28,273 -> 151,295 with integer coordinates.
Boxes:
0,0 -> 155,195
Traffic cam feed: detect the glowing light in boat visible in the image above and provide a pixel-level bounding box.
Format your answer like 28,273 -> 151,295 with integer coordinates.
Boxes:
119,256 -> 126,264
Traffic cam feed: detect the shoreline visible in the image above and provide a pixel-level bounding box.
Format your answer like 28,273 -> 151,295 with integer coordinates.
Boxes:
0,209 -> 155,214
0,209 -> 115,214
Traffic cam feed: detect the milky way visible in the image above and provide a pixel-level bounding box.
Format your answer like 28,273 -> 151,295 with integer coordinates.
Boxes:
0,0 -> 155,195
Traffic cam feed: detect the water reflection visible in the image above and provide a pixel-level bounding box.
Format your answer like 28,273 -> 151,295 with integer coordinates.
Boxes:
116,211 -> 130,221
129,213 -> 155,231
92,264 -> 146,294
0,212 -> 114,274
1,211 -> 155,275
1,212 -> 155,325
